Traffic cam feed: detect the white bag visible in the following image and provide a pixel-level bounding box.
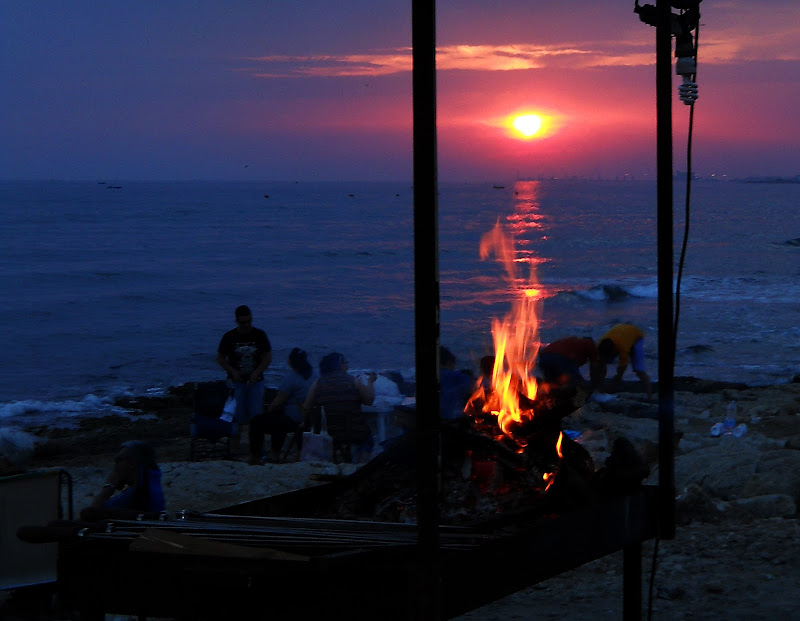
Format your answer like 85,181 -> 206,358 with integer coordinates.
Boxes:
220,392 -> 236,423
300,408 -> 334,462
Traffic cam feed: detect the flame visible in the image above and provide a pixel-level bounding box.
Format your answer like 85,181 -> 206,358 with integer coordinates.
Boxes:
470,219 -> 543,438
542,432 -> 564,491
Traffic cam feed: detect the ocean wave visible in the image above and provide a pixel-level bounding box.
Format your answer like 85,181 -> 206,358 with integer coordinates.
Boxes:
680,344 -> 715,355
1,372 -> 415,431
0,393 -> 135,430
771,237 -> 800,248
556,282 -> 658,302
552,276 -> 799,305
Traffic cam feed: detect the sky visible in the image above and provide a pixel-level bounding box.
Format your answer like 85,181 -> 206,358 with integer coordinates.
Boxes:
2,1 -> 799,182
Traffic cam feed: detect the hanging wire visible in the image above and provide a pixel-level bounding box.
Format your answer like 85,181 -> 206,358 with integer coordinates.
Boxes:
673,18 -> 699,364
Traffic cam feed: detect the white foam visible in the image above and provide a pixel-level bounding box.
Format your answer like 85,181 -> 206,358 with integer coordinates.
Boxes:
0,393 -> 130,429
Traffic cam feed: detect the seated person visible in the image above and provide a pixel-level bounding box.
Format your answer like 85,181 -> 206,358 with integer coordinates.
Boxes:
81,440 -> 165,520
439,347 -> 476,419
249,347 -> 315,464
302,352 -> 376,462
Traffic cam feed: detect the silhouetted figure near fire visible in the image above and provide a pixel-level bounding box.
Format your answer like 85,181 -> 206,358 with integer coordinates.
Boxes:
596,323 -> 653,398
478,355 -> 495,393
537,336 -> 603,393
440,347 -> 476,419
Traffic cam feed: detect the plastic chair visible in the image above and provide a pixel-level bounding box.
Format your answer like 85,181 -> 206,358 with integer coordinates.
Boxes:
189,381 -> 239,460
325,411 -> 372,463
278,428 -> 304,463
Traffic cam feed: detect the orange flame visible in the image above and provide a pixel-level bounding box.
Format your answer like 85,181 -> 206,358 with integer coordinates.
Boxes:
470,220 -> 542,438
542,432 -> 564,490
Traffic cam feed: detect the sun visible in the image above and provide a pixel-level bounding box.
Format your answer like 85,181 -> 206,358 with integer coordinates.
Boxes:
511,114 -> 543,138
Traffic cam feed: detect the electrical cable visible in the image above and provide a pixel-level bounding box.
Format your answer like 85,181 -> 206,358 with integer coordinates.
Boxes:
673,18 -> 699,361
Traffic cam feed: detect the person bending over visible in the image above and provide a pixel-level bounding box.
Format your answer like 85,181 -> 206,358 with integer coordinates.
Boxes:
537,336 -> 603,392
596,323 -> 653,398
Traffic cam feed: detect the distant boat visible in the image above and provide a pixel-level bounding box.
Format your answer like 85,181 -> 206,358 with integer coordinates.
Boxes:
492,184 -> 505,189
106,185 -> 122,189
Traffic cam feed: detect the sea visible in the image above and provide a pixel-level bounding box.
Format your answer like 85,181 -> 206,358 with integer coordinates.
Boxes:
1,179 -> 798,430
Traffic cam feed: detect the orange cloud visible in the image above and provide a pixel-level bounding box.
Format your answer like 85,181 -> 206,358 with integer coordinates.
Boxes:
240,41 -> 658,78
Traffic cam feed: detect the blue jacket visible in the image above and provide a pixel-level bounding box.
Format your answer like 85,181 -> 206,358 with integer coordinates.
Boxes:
104,467 -> 166,512
440,368 -> 475,419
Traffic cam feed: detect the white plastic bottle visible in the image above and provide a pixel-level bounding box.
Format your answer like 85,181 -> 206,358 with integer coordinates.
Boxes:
723,401 -> 737,435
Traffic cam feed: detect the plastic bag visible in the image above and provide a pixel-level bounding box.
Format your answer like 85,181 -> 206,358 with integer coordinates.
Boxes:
220,392 -> 236,422
300,431 -> 334,462
300,408 -> 334,462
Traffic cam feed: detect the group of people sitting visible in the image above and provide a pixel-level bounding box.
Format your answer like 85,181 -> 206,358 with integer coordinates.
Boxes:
248,348 -> 378,466
215,304 -> 378,466
83,319 -> 651,520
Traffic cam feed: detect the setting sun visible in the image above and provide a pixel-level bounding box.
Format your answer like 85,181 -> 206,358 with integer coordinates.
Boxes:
512,114 -> 543,138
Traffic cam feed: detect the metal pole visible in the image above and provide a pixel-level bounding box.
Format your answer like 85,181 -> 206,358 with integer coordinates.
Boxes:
656,0 -> 676,540
623,543 -> 643,620
412,0 -> 442,618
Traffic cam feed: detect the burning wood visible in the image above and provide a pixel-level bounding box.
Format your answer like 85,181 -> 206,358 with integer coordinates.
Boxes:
308,221 -> 648,525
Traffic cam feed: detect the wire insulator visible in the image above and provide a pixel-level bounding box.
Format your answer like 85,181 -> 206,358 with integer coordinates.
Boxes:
679,81 -> 698,105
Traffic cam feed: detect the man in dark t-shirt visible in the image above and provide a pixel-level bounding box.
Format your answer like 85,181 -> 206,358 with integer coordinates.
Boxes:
216,305 -> 272,452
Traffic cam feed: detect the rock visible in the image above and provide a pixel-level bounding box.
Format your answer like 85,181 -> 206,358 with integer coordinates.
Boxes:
661,440 -> 760,500
579,407 -> 661,464
730,494 -> 796,519
675,483 -> 723,524
741,450 -> 800,505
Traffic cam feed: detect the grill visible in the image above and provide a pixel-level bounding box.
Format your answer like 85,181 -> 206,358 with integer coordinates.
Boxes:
39,482 -> 657,620
25,422 -> 660,620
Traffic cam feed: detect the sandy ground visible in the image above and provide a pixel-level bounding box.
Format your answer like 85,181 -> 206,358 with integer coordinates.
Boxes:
2,378 -> 800,619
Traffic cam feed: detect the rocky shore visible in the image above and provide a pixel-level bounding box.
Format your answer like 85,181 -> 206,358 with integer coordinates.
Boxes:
3,377 -> 800,619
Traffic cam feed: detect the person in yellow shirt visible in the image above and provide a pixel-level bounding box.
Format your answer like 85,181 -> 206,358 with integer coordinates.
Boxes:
597,323 -> 653,398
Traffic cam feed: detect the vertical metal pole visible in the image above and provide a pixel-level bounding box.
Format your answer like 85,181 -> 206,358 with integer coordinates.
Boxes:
412,0 -> 442,618
656,0 -> 676,540
623,543 -> 643,620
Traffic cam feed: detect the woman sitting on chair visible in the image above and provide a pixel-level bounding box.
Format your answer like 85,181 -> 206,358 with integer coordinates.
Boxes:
302,352 -> 376,463
249,348 -> 315,464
